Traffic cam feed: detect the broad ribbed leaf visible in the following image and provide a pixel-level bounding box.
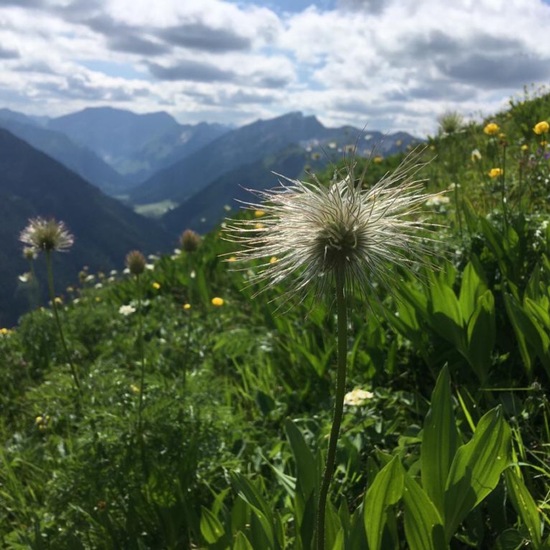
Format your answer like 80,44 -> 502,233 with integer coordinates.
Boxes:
200,506 -> 225,544
444,407 -> 511,541
467,290 -> 496,384
459,261 -> 488,322
421,365 -> 459,517
403,475 -> 446,550
504,293 -> 535,376
230,471 -> 274,547
285,419 -> 318,499
234,531 -> 254,550
505,468 -> 543,547
364,455 -> 404,550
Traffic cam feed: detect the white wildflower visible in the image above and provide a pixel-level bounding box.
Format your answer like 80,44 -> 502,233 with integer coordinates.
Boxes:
344,388 -> 374,406
119,304 -> 136,316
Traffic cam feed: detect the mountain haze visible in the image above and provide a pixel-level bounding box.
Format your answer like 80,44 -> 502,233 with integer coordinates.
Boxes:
47,107 -> 229,183
0,128 -> 172,326
130,111 -> 418,208
0,112 -> 131,195
162,144 -> 327,235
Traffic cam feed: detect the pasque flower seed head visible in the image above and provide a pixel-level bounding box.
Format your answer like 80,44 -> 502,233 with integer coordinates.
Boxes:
225,147 -> 438,303
20,217 -> 74,253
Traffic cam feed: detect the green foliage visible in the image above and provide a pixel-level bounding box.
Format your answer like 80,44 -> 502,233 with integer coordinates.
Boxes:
1,86 -> 550,548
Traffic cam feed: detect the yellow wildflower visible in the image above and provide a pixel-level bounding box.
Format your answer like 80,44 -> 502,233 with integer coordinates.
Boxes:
211,297 -> 224,307
254,210 -> 266,218
130,384 -> 140,394
533,121 -> 549,135
269,256 -> 278,264
521,144 -> 529,152
152,282 -> 161,290
488,168 -> 503,178
183,303 -> 191,310
483,122 -> 500,135
255,222 -> 265,230
0,327 -> 11,336
373,156 -> 383,163
227,256 -> 237,262
35,415 -> 51,430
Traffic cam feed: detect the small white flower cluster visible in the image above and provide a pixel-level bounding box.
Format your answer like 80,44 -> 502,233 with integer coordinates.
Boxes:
119,304 -> 137,316
533,219 -> 549,252
425,194 -> 450,208
343,388 -> 374,407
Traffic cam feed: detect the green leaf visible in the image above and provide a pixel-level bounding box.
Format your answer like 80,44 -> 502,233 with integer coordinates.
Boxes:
233,531 -> 254,550
364,455 -> 404,550
504,293 -> 537,377
505,468 -> 543,548
325,500 -> 342,550
427,273 -> 466,352
285,419 -> 318,499
230,472 -> 274,548
421,365 -> 459,517
200,506 -> 225,545
331,528 -> 345,550
403,475 -> 447,550
466,290 -> 496,384
459,260 -> 488,322
524,297 -> 550,370
443,407 -> 511,541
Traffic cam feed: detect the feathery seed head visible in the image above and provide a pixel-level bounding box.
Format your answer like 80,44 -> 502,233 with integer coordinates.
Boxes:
224,147 -> 438,303
180,229 -> 202,252
20,217 -> 74,253
125,250 -> 146,276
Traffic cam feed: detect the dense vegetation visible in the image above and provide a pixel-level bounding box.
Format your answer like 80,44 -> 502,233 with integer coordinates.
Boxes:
1,85 -> 549,549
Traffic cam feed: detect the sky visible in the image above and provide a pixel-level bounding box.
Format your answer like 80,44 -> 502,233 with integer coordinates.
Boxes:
1,0 -> 550,137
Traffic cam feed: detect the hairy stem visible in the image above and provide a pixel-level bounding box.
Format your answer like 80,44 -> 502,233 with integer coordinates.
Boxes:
316,266 -> 348,550
136,274 -> 145,437
46,251 -> 81,395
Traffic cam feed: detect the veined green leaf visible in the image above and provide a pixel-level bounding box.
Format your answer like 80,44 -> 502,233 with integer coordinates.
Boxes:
364,455 -> 404,550
230,472 -> 274,548
284,419 -> 317,499
505,468 -> 543,548
466,290 -> 496,384
403,474 -> 447,550
459,260 -> 488,322
444,407 -> 511,542
503,293 -> 535,377
421,365 -> 459,517
200,506 -> 225,544
233,531 -> 254,550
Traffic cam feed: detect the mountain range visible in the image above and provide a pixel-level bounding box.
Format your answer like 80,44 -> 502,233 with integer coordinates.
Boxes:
0,105 -> 421,325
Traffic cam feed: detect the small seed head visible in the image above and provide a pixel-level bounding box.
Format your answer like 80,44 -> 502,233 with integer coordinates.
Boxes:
180,229 -> 202,252
125,250 -> 146,276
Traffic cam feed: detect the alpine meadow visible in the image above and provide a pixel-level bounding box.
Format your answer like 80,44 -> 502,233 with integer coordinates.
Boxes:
1,85 -> 550,549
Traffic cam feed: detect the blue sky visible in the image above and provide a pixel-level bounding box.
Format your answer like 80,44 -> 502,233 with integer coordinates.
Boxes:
1,0 -> 549,136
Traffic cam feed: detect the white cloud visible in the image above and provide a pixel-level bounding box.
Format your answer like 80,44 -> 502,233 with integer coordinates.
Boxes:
0,0 -> 549,135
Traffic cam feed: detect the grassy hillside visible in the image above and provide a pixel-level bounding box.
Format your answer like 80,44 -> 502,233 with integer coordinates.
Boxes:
0,86 -> 549,549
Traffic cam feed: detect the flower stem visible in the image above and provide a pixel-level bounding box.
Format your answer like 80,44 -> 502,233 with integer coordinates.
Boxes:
45,251 -> 81,395
317,266 -> 348,550
136,274 -> 145,438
